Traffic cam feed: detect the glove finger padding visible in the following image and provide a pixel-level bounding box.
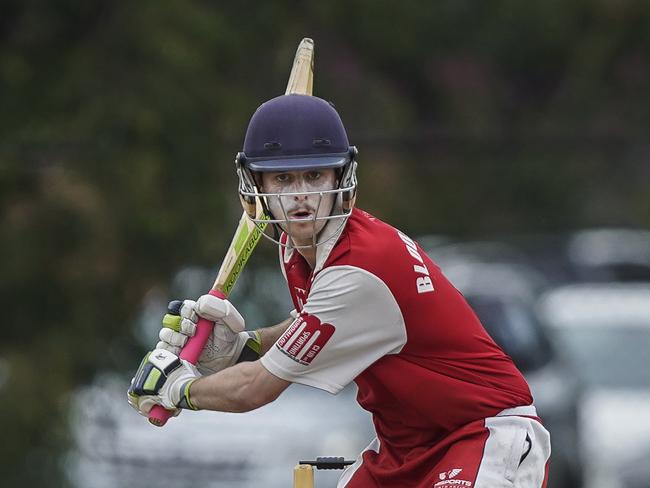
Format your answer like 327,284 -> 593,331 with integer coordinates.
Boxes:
159,328 -> 189,348
180,300 -> 199,323
155,340 -> 181,356
194,295 -> 245,333
160,301 -> 197,353
179,317 -> 197,336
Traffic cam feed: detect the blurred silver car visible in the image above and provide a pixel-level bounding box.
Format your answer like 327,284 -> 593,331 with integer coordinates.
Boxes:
538,283 -> 650,488
566,229 -> 650,282
500,228 -> 650,286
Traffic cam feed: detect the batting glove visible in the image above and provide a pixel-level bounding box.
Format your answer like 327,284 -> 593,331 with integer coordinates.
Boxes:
127,348 -> 201,417
157,295 -> 262,375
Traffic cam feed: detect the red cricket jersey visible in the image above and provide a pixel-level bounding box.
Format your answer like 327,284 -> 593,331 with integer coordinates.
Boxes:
261,208 -> 533,486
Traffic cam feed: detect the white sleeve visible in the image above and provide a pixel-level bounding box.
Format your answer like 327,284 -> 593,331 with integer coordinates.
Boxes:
261,265 -> 407,394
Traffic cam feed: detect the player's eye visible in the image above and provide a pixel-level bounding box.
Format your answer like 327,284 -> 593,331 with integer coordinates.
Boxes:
275,173 -> 291,183
305,171 -> 321,181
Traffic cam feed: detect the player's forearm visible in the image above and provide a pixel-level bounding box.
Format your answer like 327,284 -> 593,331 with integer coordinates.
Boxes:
189,360 -> 288,413
189,361 -> 260,412
256,317 -> 293,355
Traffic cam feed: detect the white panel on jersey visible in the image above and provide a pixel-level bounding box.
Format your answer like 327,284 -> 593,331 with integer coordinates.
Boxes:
278,240 -> 291,282
261,265 -> 407,393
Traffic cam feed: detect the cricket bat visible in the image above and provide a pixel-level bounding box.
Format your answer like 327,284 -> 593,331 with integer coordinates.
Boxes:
148,37 -> 316,427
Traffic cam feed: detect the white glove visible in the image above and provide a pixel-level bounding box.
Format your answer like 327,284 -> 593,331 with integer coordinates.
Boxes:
156,295 -> 261,375
127,348 -> 201,416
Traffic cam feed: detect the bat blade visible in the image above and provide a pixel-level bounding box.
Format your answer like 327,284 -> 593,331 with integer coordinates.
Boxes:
147,38 -> 315,427
213,203 -> 268,296
286,38 -> 314,95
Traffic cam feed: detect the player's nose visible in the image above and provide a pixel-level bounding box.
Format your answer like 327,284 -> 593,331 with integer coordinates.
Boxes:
291,178 -> 310,200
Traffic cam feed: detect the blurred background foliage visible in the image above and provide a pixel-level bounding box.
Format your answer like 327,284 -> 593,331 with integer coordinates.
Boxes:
1,0 -> 649,486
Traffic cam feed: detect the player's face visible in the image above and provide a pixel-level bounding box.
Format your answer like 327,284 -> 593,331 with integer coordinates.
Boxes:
260,169 -> 338,245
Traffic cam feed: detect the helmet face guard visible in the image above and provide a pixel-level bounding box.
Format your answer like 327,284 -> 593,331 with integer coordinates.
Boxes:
235,151 -> 358,248
236,94 -> 358,248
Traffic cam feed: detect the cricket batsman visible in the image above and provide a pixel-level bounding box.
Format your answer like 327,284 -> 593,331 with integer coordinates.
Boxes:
127,93 -> 551,487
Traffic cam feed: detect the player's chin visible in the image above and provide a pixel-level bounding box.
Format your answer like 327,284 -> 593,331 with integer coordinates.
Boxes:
284,221 -> 322,242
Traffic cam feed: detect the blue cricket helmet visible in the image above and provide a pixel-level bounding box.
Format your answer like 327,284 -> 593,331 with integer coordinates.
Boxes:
238,94 -> 355,171
235,94 -> 359,246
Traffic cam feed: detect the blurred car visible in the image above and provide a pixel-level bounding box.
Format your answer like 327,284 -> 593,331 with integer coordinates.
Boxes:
67,374 -> 374,488
437,258 -> 584,488
566,228 -> 650,283
502,228 -> 650,286
538,283 -> 650,488
423,239 -> 547,287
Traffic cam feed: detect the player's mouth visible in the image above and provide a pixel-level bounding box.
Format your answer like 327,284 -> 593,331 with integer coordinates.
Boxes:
288,209 -> 314,220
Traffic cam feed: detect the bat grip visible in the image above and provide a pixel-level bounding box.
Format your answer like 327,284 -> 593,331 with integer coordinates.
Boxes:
148,289 -> 227,427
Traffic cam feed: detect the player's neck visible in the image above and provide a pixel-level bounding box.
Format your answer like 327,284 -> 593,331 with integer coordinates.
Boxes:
295,245 -> 317,269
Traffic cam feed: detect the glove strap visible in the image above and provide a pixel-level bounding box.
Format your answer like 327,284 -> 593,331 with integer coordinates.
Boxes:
177,379 -> 199,410
236,330 -> 262,363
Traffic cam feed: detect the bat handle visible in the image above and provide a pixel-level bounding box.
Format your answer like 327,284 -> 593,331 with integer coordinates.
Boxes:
148,289 -> 227,427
